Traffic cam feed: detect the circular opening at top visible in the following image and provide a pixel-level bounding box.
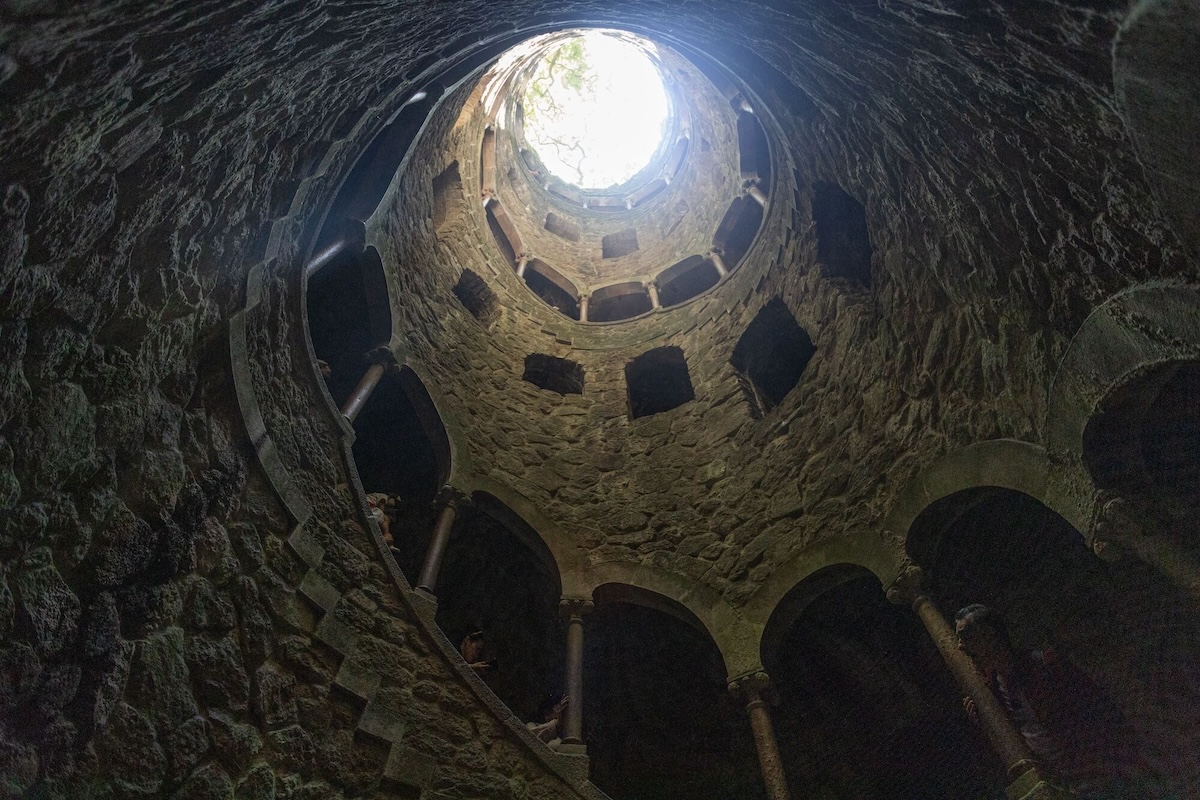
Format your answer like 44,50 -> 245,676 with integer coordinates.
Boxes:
521,31 -> 670,190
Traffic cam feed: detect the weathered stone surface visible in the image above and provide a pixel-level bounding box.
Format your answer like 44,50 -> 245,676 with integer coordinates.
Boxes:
235,762 -> 276,800
3,2 -> 1199,799
172,761 -> 234,800
266,725 -> 315,776
186,632 -> 250,712
127,627 -> 198,734
164,714 -> 212,784
92,702 -> 166,795
208,710 -> 263,774
14,554 -> 80,658
185,577 -> 237,633
252,662 -> 297,728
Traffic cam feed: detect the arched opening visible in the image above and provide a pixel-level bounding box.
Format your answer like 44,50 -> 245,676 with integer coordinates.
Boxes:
306,246 -> 391,410
1083,360 -> 1200,535
484,200 -> 520,268
352,367 -> 452,565
585,585 -> 763,800
523,260 -> 580,319
315,88 -> 437,246
397,493 -> 564,725
656,255 -> 720,307
736,112 -> 770,184
909,487 -> 1200,797
589,282 -> 653,323
713,195 -> 763,268
763,567 -> 998,799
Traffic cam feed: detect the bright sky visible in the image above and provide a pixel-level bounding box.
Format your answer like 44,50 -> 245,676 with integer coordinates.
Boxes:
523,32 -> 669,190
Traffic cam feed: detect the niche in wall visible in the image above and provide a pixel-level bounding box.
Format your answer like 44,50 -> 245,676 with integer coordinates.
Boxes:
812,181 -> 872,286
626,346 -> 695,418
432,160 -> 464,233
544,212 -> 581,242
602,228 -> 640,259
523,354 -> 585,395
452,268 -> 499,326
731,298 -> 815,417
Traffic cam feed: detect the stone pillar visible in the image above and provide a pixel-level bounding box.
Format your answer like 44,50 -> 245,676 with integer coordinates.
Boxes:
579,294 -> 590,323
481,190 -> 495,209
646,281 -> 661,310
340,346 -> 398,423
887,566 -> 1071,800
304,218 -> 366,278
415,488 -> 468,595
746,183 -> 768,207
729,672 -> 791,800
709,249 -> 729,277
560,599 -> 593,749
516,255 -> 529,279
1093,496 -> 1200,600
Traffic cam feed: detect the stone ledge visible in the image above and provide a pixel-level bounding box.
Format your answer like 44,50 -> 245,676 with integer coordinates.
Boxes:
298,569 -> 340,613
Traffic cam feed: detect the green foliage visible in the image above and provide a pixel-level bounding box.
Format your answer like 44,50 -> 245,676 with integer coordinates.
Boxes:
523,38 -> 598,184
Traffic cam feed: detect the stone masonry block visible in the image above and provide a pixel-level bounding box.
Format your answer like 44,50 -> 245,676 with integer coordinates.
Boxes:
313,613 -> 358,654
287,523 -> 325,569
334,660 -> 382,706
298,569 -> 340,614
384,743 -> 436,791
357,697 -> 406,744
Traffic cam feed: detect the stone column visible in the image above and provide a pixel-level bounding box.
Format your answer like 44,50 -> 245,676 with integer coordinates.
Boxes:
729,672 -> 791,800
304,218 -> 366,278
746,183 -> 768,207
516,255 -> 529,279
340,346 -> 398,423
578,294 -> 590,323
415,488 -> 468,595
646,281 -> 661,310
560,598 -> 594,749
709,249 -> 729,277
887,566 -> 1071,800
1093,496 -> 1200,600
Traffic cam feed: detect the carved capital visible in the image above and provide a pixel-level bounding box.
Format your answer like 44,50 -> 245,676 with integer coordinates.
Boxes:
1092,495 -> 1144,546
728,671 -> 774,703
885,562 -> 927,607
365,345 -> 400,371
559,598 -> 595,623
433,485 -> 470,513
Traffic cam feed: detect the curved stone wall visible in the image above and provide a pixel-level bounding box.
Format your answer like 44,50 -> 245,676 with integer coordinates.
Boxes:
2,1 -> 1198,798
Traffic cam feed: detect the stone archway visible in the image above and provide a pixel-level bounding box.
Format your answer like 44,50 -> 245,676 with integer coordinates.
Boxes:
763,567 -> 1000,800
908,486 -> 1200,797
1045,283 -> 1200,574
583,582 -> 764,800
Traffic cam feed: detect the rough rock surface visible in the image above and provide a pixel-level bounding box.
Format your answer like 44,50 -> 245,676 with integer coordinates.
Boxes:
1,1 -> 1197,799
